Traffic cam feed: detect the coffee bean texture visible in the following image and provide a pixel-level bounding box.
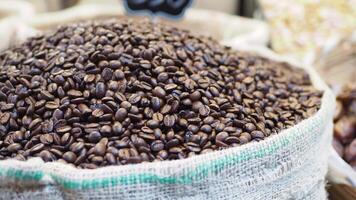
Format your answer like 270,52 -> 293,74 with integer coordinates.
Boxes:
0,19 -> 322,168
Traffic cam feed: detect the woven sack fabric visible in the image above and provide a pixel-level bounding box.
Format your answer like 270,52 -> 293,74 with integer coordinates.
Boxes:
0,48 -> 335,200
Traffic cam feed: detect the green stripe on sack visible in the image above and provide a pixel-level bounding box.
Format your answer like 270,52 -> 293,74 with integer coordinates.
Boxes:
51,173 -> 183,190
0,168 -> 43,181
60,136 -> 292,190
0,133 -> 296,190
0,123 -> 323,190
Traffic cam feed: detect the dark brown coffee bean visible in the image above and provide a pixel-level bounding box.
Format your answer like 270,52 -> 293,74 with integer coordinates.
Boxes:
84,74 -> 96,83
164,83 -> 177,91
225,136 -> 239,144
40,134 -> 54,145
13,131 -> 24,142
45,101 -> 60,110
151,97 -> 162,111
251,131 -> 265,139
145,119 -> 158,129
152,86 -> 166,98
157,73 -> 169,82
244,123 -> 256,132
157,150 -> 168,160
239,132 -> 252,144
199,105 -> 210,117
115,108 -> 127,122
109,61 -> 121,69
105,153 -> 117,164
345,140 -> 356,162
112,122 -> 124,135
7,143 -> 22,153
67,90 -> 82,98
39,150 -> 56,162
152,113 -> 164,122
140,60 -> 151,69
165,138 -> 179,149
53,109 -> 64,119
49,148 -> 63,157
129,94 -> 141,104
243,77 -> 254,84
334,117 -> 354,144
93,142 -> 106,156
56,126 -> 72,134
216,132 -> 229,142
200,125 -> 212,133
151,140 -> 164,152
96,82 -> 106,98
163,115 -> 176,127
92,109 -> 104,117
161,104 -> 171,114
29,118 -> 42,130
62,151 -> 77,163
189,91 -> 201,101
30,143 -> 45,154
70,142 -> 85,153
88,131 -> 101,143
0,112 -> 10,124
102,68 -> 113,81
203,116 -> 214,124
40,91 -> 54,100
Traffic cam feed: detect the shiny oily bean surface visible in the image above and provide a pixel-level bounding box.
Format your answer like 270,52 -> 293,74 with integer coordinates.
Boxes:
0,18 -> 322,168
332,83 -> 356,170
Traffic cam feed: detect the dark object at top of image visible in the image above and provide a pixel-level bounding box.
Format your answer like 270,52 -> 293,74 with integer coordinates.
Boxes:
123,0 -> 193,18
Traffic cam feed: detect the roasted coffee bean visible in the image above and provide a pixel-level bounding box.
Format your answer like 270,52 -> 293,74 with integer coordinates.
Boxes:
151,97 -> 162,111
30,144 -> 45,154
0,19 -> 322,168
102,68 -> 113,81
129,94 -> 141,104
92,109 -> 104,117
163,115 -> 176,127
7,143 -> 22,153
39,150 -> 56,162
0,112 -> 10,124
29,118 -> 42,130
152,86 -> 166,98
88,131 -> 101,143
239,132 -> 252,144
332,84 -> 356,167
67,90 -> 82,98
56,126 -> 71,134
152,113 -> 164,122
147,119 -> 160,129
114,108 -> 127,122
199,105 -> 210,117
40,134 -> 54,145
216,132 -> 229,143
112,122 -> 124,135
62,151 -> 77,163
151,140 -> 165,152
251,131 -> 265,139
70,142 -> 85,153
244,123 -> 256,132
96,82 -> 106,98
93,142 -> 106,156
105,153 -> 117,164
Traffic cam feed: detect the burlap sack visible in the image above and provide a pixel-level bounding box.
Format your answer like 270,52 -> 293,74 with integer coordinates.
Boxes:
0,44 -> 335,199
0,0 -> 35,50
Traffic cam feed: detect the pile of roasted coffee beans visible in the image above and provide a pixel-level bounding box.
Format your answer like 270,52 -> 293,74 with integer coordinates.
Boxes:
333,83 -> 356,170
0,19 -> 322,168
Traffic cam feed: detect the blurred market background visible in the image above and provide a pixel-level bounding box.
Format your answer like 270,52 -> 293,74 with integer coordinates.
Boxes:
0,0 -> 355,199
